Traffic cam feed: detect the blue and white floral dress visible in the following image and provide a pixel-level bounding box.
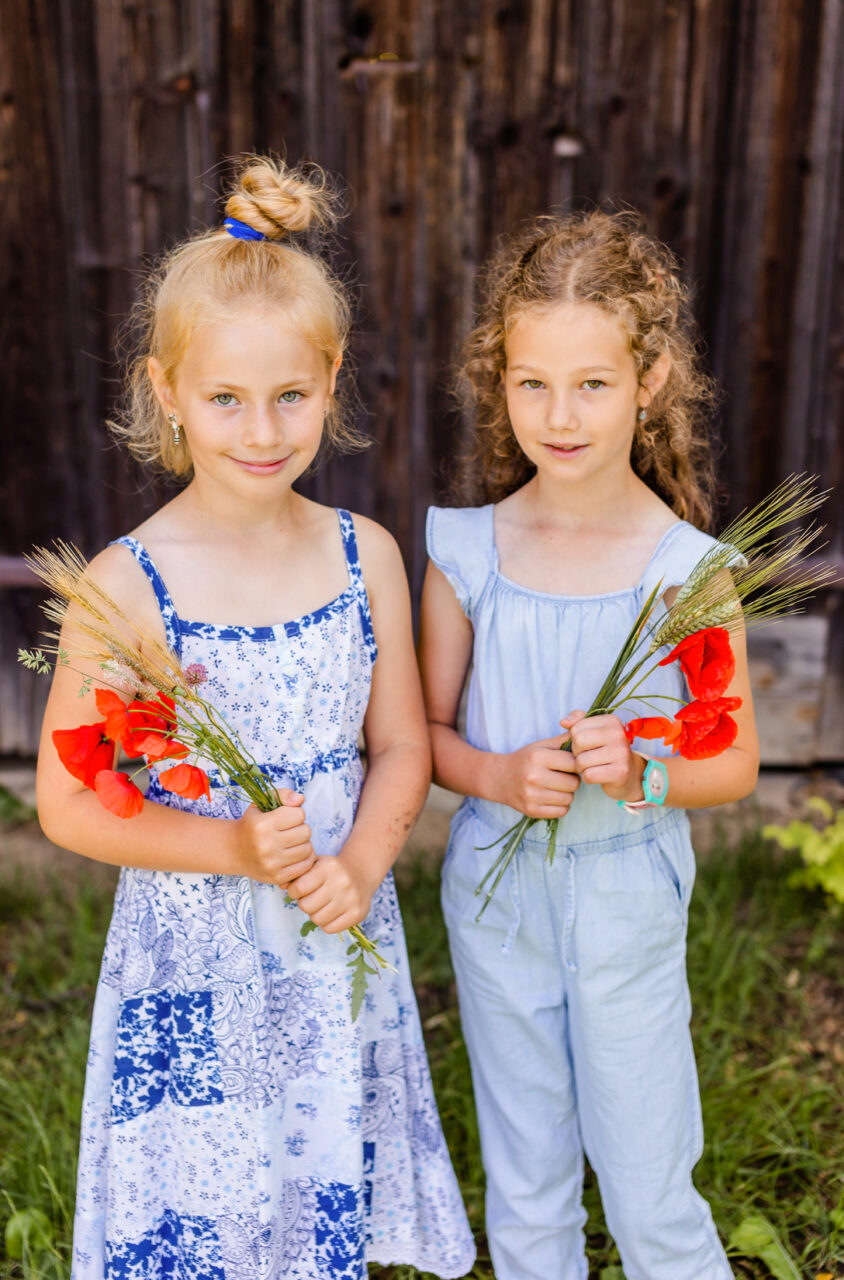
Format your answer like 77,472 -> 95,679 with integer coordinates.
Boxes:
71,509 -> 475,1280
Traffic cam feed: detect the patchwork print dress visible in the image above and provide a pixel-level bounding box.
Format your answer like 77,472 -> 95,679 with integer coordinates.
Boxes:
71,509 -> 475,1280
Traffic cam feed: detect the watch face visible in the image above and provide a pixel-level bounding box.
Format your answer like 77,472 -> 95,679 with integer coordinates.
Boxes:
646,762 -> 667,800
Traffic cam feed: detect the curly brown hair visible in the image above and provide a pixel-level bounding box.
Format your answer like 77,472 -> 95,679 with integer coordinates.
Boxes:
453,209 -> 718,530
110,156 -> 367,477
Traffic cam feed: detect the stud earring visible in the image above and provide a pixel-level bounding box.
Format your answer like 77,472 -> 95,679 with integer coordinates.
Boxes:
168,413 -> 181,444
638,408 -> 647,422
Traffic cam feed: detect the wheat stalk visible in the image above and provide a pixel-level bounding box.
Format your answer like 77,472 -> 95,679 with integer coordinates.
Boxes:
26,543 -> 187,695
473,474 -> 837,919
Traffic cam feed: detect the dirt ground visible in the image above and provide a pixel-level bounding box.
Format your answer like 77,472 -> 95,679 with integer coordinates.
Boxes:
1,763 -> 842,882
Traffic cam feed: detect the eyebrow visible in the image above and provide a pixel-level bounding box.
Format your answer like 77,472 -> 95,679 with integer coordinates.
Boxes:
509,364 -> 619,375
198,376 -> 319,391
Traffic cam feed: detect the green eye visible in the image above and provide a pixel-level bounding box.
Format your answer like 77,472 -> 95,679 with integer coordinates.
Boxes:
212,393 -> 236,406
280,391 -> 302,403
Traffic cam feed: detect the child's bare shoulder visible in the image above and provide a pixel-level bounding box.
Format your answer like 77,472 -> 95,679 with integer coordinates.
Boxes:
348,512 -> 401,560
346,513 -> 406,591
82,541 -> 166,642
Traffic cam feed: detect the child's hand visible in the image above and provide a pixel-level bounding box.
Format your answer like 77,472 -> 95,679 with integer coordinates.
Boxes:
561,711 -> 645,803
496,736 -> 580,819
236,789 -> 316,885
286,854 -> 374,934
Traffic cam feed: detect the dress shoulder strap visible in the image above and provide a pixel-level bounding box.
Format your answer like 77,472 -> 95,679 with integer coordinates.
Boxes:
425,504 -> 496,621
110,535 -> 182,656
638,521 -> 746,603
336,510 -> 378,663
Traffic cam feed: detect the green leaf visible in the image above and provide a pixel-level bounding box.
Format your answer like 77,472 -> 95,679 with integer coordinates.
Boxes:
763,820 -> 812,850
546,818 -> 558,867
807,795 -> 834,821
348,950 -> 369,1022
829,1206 -> 844,1230
299,920 -> 318,937
16,647 -> 52,674
5,1207 -> 52,1261
727,1214 -> 800,1280
599,1267 -> 626,1279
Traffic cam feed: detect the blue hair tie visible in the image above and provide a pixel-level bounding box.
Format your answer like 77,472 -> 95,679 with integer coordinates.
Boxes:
223,217 -> 267,241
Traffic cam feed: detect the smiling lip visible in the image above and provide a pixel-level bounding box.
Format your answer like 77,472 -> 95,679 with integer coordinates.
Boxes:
230,456 -> 290,475
543,442 -> 588,457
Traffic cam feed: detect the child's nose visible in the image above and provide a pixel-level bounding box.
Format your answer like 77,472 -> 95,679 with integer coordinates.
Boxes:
548,393 -> 578,432
242,406 -> 281,447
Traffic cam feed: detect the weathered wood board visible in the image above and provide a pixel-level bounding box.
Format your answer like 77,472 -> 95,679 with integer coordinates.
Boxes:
1,0 -> 841,757
748,616 -> 831,766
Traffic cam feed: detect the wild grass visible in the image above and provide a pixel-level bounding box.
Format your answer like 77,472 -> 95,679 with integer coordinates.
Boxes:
1,829 -> 843,1278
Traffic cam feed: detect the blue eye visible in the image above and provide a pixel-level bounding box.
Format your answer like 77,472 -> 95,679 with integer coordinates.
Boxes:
280,391 -> 302,403
212,393 -> 236,406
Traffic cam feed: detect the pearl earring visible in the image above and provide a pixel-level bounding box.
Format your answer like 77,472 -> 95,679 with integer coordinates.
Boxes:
168,413 -> 181,444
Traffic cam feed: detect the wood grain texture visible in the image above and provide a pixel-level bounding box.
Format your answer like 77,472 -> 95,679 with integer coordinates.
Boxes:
1,0 -> 841,756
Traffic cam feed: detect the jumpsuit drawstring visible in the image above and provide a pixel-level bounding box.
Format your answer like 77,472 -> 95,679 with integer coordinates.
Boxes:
562,848 -> 579,973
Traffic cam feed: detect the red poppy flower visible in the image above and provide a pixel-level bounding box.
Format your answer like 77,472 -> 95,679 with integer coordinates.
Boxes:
118,697 -> 180,758
158,762 -> 211,801
131,733 -> 190,762
93,769 -> 145,818
658,626 -> 736,701
135,694 -> 177,732
94,689 -> 135,746
675,696 -> 743,759
52,723 -> 115,788
624,716 -> 683,748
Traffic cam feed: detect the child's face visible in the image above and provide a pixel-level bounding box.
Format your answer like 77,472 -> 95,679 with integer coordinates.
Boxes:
152,310 -> 340,499
503,301 -> 661,487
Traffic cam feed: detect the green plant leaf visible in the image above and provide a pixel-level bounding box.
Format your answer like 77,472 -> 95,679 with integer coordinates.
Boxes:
348,951 -> 369,1022
599,1268 -> 626,1279
299,920 -> 318,937
5,1207 -> 52,1261
765,807 -> 844,904
727,1214 -> 800,1280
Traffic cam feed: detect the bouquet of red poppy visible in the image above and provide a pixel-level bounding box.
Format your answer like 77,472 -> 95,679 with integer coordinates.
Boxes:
19,544 -> 389,1018
474,476 -> 834,917
52,685 -> 212,818
623,625 -> 742,760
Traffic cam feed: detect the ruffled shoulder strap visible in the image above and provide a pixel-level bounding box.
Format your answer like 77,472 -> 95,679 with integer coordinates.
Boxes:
638,521 -> 746,602
425,505 -> 496,621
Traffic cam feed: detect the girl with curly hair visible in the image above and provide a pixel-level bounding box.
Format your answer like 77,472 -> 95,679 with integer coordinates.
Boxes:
418,209 -> 758,1279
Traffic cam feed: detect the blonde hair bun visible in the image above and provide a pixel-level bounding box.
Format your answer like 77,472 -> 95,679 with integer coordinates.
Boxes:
223,156 -> 339,239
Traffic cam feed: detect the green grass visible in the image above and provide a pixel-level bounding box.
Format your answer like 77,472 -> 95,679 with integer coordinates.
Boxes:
2,831 -> 843,1278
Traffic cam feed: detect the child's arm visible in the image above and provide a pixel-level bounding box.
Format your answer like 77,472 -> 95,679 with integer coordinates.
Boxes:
286,520 -> 432,934
35,545 -> 315,885
563,609 -> 760,808
417,561 -> 580,819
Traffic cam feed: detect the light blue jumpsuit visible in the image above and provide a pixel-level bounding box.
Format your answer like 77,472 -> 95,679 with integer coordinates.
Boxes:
427,504 -> 735,1280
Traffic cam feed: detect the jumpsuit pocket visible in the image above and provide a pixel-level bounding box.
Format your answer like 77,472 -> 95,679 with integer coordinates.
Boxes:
645,834 -> 693,919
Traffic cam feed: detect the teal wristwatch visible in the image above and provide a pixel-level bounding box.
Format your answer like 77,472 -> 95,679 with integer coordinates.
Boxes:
618,757 -> 669,813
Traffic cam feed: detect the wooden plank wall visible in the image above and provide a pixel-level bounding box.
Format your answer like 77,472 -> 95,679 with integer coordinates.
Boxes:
1,0 -> 842,757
